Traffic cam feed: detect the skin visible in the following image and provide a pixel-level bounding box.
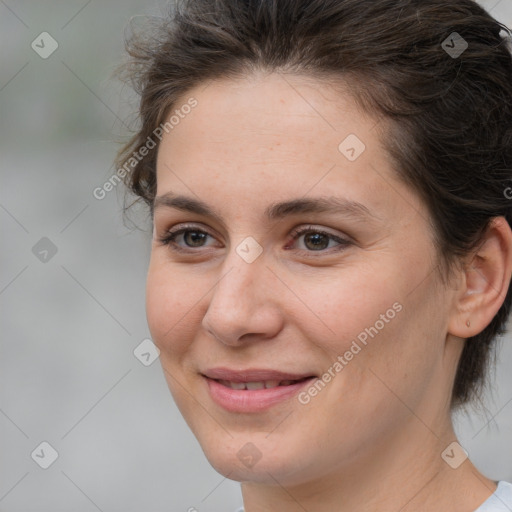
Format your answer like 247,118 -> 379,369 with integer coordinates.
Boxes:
146,71 -> 512,512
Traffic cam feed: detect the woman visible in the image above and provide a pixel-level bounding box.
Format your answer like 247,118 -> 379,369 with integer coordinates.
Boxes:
116,0 -> 512,510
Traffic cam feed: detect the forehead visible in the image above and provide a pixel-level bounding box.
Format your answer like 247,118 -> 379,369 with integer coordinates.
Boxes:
154,72 -> 424,224
160,71 -> 367,154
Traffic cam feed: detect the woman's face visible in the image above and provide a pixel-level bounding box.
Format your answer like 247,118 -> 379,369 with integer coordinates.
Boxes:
147,72 -> 460,486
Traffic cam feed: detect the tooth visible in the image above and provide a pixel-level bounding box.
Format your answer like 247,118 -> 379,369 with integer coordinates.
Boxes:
217,379 -> 294,390
246,381 -> 265,390
229,381 -> 246,390
217,380 -> 242,389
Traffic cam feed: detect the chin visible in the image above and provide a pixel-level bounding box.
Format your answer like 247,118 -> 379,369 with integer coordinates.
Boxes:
197,433 -> 316,486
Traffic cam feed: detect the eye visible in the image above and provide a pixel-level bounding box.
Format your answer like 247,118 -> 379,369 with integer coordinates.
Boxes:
287,225 -> 352,253
157,223 -> 352,255
158,224 -> 219,252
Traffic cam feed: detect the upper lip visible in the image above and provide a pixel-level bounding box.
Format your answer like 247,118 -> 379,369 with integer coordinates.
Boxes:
201,367 -> 317,382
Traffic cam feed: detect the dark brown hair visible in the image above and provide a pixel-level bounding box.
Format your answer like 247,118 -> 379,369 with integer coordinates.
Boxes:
116,0 -> 512,407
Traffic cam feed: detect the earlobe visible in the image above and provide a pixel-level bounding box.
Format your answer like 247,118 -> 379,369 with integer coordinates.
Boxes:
448,217 -> 512,339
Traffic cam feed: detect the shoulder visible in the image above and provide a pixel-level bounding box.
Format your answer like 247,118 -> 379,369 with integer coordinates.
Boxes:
475,481 -> 512,512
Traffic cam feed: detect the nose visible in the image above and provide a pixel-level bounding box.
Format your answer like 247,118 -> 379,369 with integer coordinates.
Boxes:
201,249 -> 284,346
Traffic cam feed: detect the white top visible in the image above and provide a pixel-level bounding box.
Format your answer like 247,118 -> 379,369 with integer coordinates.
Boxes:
233,481 -> 512,512
475,481 -> 512,511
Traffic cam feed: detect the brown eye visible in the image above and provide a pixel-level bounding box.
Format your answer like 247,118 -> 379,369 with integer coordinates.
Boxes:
158,225 -> 218,252
288,225 -> 352,254
183,231 -> 208,247
303,232 -> 330,251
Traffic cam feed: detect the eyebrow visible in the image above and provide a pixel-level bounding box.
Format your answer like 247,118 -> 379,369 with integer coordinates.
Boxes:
153,192 -> 381,224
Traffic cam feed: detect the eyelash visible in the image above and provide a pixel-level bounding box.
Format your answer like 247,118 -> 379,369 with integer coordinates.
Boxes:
157,223 -> 352,256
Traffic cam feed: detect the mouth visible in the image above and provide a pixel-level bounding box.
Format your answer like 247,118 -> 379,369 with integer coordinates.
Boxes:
212,376 -> 313,390
201,372 -> 317,413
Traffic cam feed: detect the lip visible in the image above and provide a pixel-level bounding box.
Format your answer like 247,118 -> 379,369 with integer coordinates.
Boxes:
201,368 -> 317,413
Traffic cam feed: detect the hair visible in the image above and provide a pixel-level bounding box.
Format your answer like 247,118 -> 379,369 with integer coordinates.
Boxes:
115,0 -> 512,408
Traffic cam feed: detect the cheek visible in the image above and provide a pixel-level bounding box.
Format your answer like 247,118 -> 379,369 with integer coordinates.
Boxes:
295,259 -> 442,404
291,266 -> 403,357
145,261 -> 197,354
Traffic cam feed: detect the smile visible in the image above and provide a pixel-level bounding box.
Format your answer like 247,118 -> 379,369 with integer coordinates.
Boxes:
216,377 -> 311,390
203,375 -> 317,412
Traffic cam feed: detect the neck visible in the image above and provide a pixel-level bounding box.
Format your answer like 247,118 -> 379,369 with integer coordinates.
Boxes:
240,414 -> 496,512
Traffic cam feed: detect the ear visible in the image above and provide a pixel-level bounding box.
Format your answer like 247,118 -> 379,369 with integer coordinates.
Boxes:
448,217 -> 512,338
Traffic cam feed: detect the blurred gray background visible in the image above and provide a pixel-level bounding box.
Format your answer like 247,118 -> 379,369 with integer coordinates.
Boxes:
1,1 -> 511,511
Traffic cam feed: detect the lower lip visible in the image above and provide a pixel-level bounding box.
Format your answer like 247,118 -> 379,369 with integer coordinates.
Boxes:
203,376 -> 316,413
